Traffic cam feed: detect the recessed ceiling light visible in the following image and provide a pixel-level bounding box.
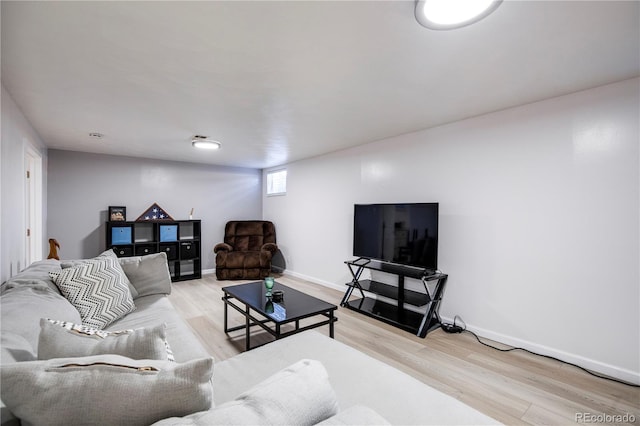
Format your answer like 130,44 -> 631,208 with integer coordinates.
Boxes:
191,135 -> 221,150
415,0 -> 502,30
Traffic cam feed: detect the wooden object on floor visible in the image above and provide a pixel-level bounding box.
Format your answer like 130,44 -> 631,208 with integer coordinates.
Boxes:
47,238 -> 60,260
168,274 -> 640,426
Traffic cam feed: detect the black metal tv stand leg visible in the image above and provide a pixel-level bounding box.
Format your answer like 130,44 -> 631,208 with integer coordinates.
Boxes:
417,275 -> 448,338
341,262 -> 366,307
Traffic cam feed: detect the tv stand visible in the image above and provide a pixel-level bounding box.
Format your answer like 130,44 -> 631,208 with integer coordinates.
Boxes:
340,259 -> 448,338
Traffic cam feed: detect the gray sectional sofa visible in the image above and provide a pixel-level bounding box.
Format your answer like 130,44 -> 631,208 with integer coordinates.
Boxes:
0,252 -> 499,425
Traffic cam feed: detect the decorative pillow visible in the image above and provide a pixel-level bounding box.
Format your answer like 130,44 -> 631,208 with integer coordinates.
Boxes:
61,249 -> 139,299
117,252 -> 172,298
153,359 -> 338,426
38,319 -> 174,361
49,257 -> 136,329
0,354 -> 213,426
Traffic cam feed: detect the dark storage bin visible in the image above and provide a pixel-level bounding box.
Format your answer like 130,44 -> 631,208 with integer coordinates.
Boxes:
112,246 -> 133,257
159,243 -> 178,261
180,242 -> 198,259
135,244 -> 157,256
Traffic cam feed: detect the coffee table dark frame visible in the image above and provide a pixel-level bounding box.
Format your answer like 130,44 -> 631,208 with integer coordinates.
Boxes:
222,281 -> 338,351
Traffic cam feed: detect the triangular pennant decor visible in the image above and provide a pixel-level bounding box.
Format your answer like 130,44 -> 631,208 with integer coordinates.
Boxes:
136,203 -> 174,222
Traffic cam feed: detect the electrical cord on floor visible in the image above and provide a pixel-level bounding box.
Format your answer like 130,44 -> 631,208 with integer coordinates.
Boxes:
440,315 -> 640,388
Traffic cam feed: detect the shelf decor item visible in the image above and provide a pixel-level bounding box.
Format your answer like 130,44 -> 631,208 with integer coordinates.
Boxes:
264,276 -> 274,296
272,290 -> 284,303
136,203 -> 174,222
108,206 -> 126,222
265,300 -> 274,314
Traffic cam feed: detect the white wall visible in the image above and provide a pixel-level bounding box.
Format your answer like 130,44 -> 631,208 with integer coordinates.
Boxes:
263,78 -> 640,383
47,150 -> 262,270
1,85 -> 48,283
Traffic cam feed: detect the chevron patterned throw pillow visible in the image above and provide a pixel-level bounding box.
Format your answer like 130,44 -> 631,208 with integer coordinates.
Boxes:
50,257 -> 136,329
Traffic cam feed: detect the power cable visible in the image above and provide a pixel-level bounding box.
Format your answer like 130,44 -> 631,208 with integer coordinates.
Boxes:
440,315 -> 639,388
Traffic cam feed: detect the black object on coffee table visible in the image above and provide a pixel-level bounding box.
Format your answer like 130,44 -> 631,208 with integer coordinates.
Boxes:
222,281 -> 338,351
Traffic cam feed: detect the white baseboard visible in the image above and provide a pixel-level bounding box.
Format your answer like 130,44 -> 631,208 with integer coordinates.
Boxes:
440,315 -> 640,386
282,269 -> 345,292
202,268 -> 215,276
279,269 -> 639,386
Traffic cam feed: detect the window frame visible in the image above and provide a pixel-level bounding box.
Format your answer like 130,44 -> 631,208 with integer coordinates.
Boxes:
266,168 -> 287,196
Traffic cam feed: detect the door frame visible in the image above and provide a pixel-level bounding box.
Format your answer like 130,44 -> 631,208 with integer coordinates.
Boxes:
24,144 -> 43,265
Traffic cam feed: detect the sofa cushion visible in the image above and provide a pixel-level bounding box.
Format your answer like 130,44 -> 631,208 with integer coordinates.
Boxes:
117,252 -> 172,297
317,405 -> 391,425
213,331 -> 501,425
106,294 -> 210,363
38,319 -> 173,361
49,257 -> 136,329
152,359 -> 338,426
0,333 -> 36,364
0,354 -> 213,426
224,221 -> 275,252
224,251 -> 262,269
0,285 -> 81,362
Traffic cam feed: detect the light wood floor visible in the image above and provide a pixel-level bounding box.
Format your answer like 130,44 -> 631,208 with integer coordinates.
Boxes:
168,273 -> 639,425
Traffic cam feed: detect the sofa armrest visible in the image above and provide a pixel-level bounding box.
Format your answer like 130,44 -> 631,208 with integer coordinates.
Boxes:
214,243 -> 233,253
261,243 -> 278,254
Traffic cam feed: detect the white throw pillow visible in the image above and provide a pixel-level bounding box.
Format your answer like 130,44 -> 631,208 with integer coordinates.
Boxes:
1,354 -> 213,426
154,359 -> 339,426
49,257 -> 136,329
38,319 -> 174,361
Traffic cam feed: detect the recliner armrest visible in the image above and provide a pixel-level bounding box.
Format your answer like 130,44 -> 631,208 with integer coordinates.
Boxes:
214,243 -> 233,253
261,243 -> 277,254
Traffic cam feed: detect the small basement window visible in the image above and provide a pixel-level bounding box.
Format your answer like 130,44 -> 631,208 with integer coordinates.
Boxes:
266,169 -> 287,196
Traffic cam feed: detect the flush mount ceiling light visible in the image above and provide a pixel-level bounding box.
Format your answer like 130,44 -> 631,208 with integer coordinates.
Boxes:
415,0 -> 502,30
191,135 -> 221,150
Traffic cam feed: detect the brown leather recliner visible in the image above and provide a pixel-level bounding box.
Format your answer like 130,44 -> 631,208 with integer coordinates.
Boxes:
214,221 -> 277,280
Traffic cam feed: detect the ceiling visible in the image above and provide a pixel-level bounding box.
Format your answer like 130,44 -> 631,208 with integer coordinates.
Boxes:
2,1 -> 639,169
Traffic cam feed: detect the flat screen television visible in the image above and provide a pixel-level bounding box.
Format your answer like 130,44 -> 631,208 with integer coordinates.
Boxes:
353,203 -> 439,270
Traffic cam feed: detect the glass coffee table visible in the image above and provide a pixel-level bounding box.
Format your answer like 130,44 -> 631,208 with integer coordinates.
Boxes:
222,281 -> 338,351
